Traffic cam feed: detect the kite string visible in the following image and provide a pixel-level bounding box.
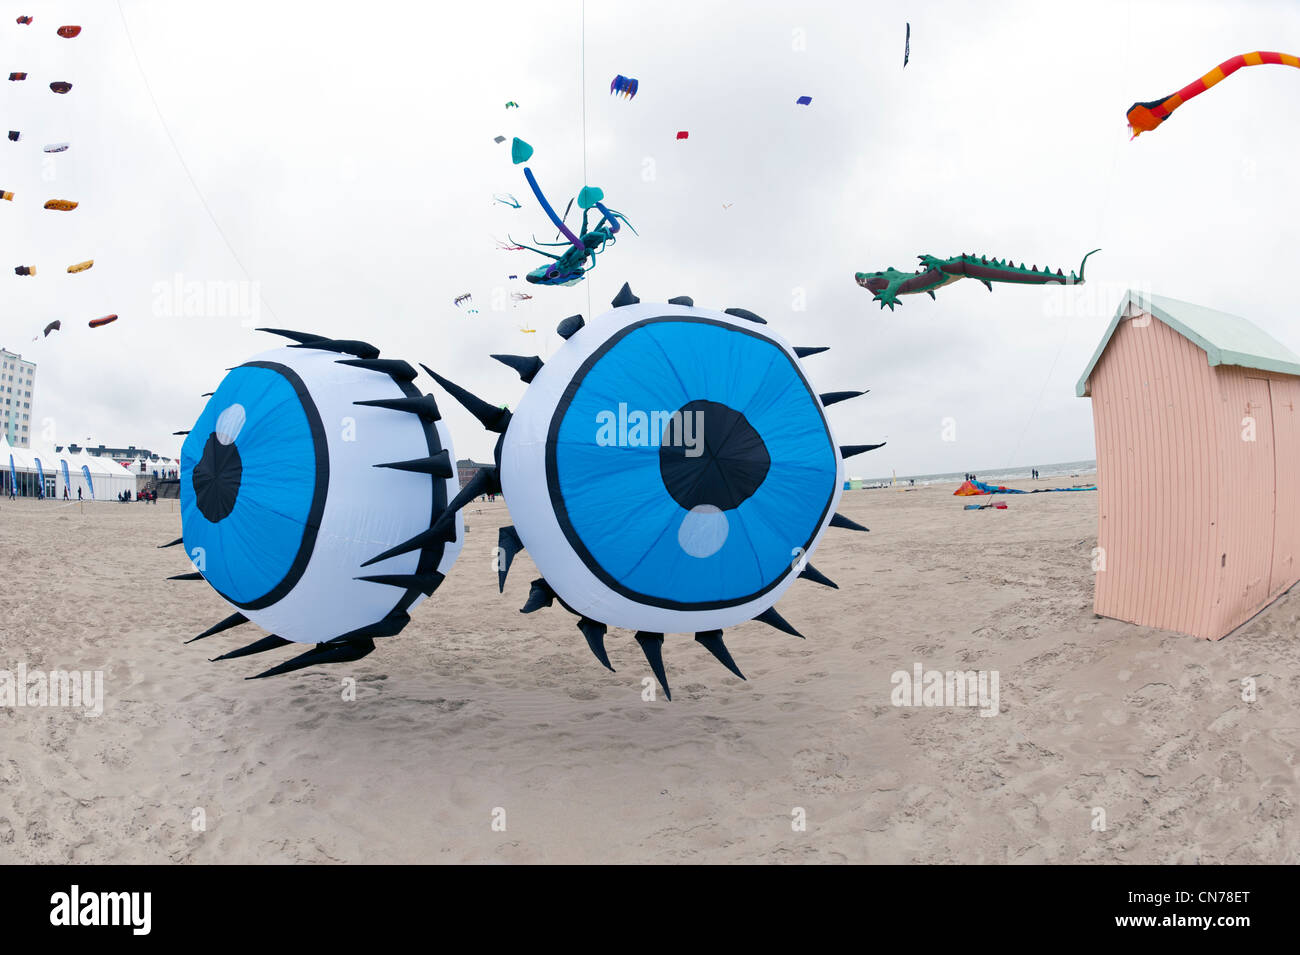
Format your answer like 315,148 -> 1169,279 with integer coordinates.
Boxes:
581,0 -> 592,324
114,0 -> 282,325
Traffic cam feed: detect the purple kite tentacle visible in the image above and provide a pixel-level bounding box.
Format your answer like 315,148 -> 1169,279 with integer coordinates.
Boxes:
593,201 -> 620,233
523,167 -> 583,248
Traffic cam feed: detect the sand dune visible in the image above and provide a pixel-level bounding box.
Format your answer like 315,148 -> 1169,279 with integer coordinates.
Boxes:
1,479 -> 1297,864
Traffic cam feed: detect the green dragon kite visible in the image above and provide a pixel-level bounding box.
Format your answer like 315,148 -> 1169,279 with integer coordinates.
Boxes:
855,249 -> 1100,310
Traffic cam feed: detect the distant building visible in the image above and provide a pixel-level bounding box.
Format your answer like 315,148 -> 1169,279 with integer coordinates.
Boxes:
456,458 -> 494,490
0,348 -> 36,448
59,443 -> 181,475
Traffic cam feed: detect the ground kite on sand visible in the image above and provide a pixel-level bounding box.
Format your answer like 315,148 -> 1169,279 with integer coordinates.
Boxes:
88,314 -> 118,328
856,249 -> 1100,310
167,330 -> 465,677
422,283 -> 883,699
1127,52 -> 1300,138
955,479 -> 1097,496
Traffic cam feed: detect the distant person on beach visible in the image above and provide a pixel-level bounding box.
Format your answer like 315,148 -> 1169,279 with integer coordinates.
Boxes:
77,487 -> 82,500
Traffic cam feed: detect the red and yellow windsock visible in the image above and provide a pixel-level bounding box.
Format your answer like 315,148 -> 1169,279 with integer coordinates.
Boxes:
1127,51 -> 1300,138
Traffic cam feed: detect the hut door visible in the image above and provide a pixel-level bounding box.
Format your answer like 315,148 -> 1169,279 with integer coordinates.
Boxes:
1269,380 -> 1300,595
1243,378 -> 1277,610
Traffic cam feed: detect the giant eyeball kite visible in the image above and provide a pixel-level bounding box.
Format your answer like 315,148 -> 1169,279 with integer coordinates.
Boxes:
166,330 -> 463,678
426,284 -> 883,699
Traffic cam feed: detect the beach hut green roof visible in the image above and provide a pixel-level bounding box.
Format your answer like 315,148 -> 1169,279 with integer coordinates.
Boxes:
1076,290 -> 1300,397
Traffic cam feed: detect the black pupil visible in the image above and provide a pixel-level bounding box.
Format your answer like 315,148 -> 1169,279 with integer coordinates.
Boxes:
659,400 -> 770,511
193,432 -> 243,522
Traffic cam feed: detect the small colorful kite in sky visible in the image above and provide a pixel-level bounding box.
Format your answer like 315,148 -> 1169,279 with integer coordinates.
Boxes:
676,130 -> 689,140
610,75 -> 639,98
796,95 -> 812,105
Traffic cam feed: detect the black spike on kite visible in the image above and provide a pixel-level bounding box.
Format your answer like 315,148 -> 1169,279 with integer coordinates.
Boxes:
819,390 -> 867,407
577,617 -> 614,671
355,572 -> 445,596
794,346 -> 829,358
421,467 -> 498,545
753,606 -> 803,639
157,536 -> 184,549
556,314 -> 585,340
798,563 -> 838,589
185,611 -> 249,644
695,630 -> 746,680
336,357 -> 418,381
520,578 -> 555,613
210,634 -> 292,661
374,450 -> 454,478
667,295 -> 694,306
172,430 -> 189,436
256,327 -> 328,345
361,524 -> 449,568
288,338 -> 380,359
497,525 -> 524,593
841,443 -> 886,458
247,638 -> 377,679
354,395 -> 442,422
724,307 -> 767,325
611,283 -> 639,308
491,353 -> 544,384
829,512 -> 869,532
167,571 -> 204,581
421,366 -> 512,433
635,632 -> 670,700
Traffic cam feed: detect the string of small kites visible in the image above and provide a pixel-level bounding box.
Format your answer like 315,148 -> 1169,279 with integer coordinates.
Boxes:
6,18 -> 117,335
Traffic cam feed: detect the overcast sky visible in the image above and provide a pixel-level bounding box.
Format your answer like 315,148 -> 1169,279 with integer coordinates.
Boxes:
4,0 -> 1298,477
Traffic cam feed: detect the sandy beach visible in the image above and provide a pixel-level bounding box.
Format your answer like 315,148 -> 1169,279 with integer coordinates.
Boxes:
2,477 -> 1297,864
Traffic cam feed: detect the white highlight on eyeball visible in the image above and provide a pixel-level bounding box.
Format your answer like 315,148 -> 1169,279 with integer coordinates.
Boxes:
678,504 -> 729,558
215,404 -> 246,446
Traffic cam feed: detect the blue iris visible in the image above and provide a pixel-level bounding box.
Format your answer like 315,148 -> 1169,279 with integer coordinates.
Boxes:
550,318 -> 836,609
180,363 -> 326,608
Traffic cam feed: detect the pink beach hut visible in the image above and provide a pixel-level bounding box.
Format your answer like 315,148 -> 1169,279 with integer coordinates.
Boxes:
1076,291 -> 1300,639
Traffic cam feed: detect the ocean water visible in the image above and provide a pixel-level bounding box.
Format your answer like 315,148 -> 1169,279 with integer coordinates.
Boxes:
851,459 -> 1097,488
